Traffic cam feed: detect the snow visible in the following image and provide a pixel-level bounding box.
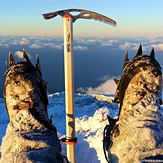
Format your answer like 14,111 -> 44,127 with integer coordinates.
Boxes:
1,92 -> 162,162
48,92 -> 118,135
0,99 -> 9,143
0,92 -> 119,162
48,92 -> 118,163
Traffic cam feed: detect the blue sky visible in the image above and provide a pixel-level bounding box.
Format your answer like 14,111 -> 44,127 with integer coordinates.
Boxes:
0,0 -> 163,37
0,1 -> 163,96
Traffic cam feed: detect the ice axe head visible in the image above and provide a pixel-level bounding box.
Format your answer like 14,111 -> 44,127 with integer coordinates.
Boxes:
42,9 -> 116,26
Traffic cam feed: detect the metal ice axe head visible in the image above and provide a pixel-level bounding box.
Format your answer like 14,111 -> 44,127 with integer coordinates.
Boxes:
42,8 -> 116,26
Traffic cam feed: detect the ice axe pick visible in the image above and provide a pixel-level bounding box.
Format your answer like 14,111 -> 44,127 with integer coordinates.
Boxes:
42,9 -> 116,163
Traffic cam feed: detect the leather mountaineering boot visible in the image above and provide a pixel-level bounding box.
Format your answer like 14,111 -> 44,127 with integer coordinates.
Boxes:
0,50 -> 64,163
108,45 -> 163,163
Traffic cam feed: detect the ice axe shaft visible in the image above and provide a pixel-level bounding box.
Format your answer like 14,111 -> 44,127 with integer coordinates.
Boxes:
63,14 -> 76,162
42,9 -> 116,163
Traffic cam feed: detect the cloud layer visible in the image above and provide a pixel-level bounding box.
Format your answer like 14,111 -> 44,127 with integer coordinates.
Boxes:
0,36 -> 163,52
77,78 -> 117,95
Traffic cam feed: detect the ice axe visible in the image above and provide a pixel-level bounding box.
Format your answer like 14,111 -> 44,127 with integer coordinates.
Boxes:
42,9 -> 116,163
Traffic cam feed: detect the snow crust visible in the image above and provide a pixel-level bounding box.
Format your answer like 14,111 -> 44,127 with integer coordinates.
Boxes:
0,93 -> 118,162
0,92 -> 162,162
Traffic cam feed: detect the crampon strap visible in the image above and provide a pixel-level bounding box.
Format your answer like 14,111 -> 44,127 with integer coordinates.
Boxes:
103,115 -> 117,163
60,136 -> 77,145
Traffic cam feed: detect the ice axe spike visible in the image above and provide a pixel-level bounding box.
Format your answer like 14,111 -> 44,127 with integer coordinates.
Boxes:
42,9 -> 116,163
43,9 -> 116,26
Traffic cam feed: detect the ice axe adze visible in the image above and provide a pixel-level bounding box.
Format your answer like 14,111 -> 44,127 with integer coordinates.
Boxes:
42,9 -> 116,163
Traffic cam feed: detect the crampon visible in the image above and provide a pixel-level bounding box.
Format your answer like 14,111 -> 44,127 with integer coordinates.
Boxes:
105,45 -> 163,163
0,50 -> 64,163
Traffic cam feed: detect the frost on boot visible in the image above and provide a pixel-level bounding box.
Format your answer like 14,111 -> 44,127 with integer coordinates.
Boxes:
0,51 -> 63,163
108,45 -> 163,162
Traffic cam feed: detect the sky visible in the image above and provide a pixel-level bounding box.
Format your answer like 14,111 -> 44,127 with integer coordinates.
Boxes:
0,1 -> 163,97
0,0 -> 163,37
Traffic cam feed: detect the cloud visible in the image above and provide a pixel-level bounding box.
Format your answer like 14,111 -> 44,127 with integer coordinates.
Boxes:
86,79 -> 117,95
77,78 -> 117,95
30,43 -> 63,49
13,37 -> 29,45
119,42 -> 130,49
151,43 -> 163,51
15,51 -> 31,59
18,37 -> 29,45
30,43 -> 43,49
119,37 -> 163,52
74,45 -> 88,51
0,38 -> 10,47
75,38 -> 120,50
1,36 -> 163,54
119,42 -> 139,50
100,39 -> 118,47
4,36 -> 62,49
119,41 -> 151,51
149,39 -> 158,44
43,43 -> 63,49
50,44 -> 63,49
77,38 -> 99,44
148,37 -> 163,44
0,42 -> 9,48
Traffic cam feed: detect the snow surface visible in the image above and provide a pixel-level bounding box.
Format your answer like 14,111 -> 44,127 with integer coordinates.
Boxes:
0,93 -> 119,162
0,92 -> 162,162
